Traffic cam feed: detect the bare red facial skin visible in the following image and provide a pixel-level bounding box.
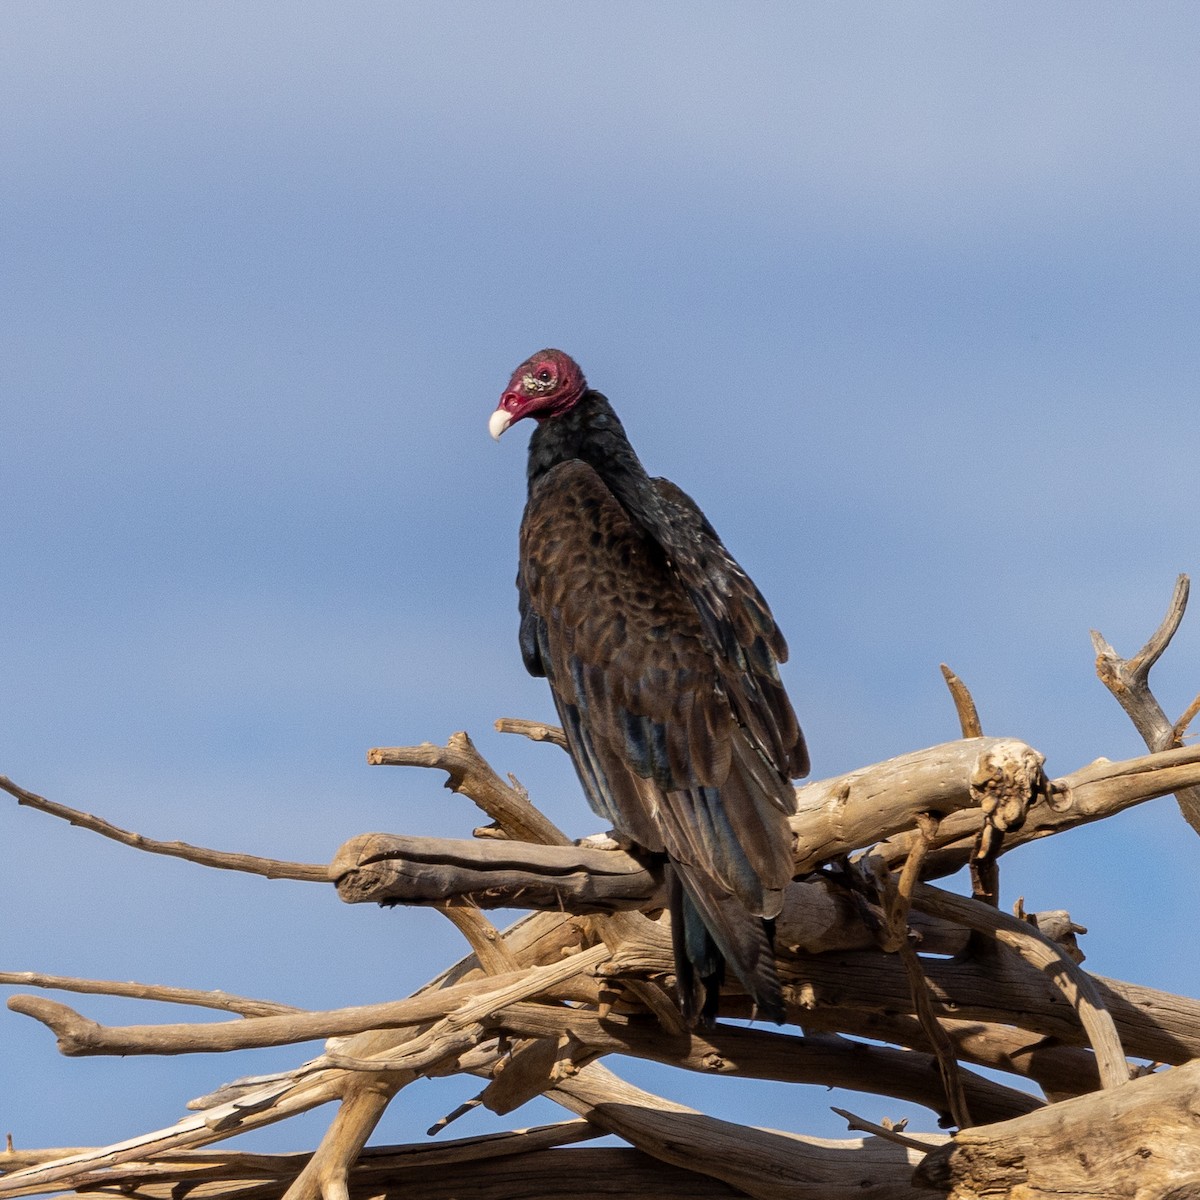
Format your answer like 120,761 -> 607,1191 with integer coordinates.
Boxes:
496,349 -> 588,426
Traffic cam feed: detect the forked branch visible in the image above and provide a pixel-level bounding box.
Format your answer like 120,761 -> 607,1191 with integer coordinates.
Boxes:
1091,572 -> 1200,832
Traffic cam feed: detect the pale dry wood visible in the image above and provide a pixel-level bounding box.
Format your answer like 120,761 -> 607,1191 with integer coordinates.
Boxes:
0,1122 -> 600,1197
0,971 -> 301,1017
916,1057 -> 1200,1198
1091,572 -> 1200,833
477,1035 -> 590,1118
782,946 -> 1200,1068
51,1148 -> 751,1200
9,632 -> 1200,1200
876,741 -> 1200,876
10,737 -> 1198,909
0,776 -> 329,882
5,956 -> 599,1057
0,1069 -> 349,1199
868,819 -> 973,1128
333,830 -> 665,911
282,1077 -> 398,1200
548,1061 -> 948,1200
319,944 -> 609,1073
367,731 -> 569,846
939,665 -> 983,739
1175,690 -> 1200,743
805,1010 -> 1103,1102
438,902 -> 523,975
368,733 -> 680,1030
284,732 -> 580,1200
487,1002 -> 1041,1125
494,716 -> 570,749
791,738 -> 1045,872
346,742 -> 1200,905
910,884 -> 1129,1091
831,1107 -> 944,1153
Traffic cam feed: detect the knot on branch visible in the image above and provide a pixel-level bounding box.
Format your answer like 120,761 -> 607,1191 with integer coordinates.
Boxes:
969,742 -> 1047,858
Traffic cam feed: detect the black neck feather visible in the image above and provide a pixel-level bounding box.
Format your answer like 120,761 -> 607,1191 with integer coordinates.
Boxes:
527,391 -> 640,489
527,391 -> 678,553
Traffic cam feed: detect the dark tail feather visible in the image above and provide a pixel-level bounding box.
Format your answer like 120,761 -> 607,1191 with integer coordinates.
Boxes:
668,861 -> 786,1025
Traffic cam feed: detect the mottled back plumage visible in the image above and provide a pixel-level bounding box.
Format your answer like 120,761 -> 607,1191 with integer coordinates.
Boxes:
494,350 -> 807,1021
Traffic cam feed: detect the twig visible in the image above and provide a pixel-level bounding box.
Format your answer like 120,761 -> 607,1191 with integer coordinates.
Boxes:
367,731 -> 569,847
1174,691 -> 1200,744
494,717 -> 569,750
1091,573 -> 1200,832
323,944 -> 608,1073
869,816 -> 973,1128
830,1107 -> 944,1152
939,664 -> 983,738
439,902 -> 522,975
0,972 -> 301,1017
5,958 -> 598,1057
0,777 -> 329,883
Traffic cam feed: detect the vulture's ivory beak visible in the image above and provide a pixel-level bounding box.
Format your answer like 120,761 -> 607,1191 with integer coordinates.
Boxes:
489,408 -> 514,441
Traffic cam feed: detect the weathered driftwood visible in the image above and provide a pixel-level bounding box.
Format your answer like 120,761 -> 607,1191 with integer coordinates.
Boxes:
907,884 -> 1129,1091
0,1123 -> 603,1200
4,578 -> 1200,1200
916,1057 -> 1200,1198
6,947 -> 606,1058
1092,573 -> 1200,834
334,831 -> 667,912
367,731 -> 570,847
791,737 -> 1046,872
333,743 -> 1200,913
548,1062 -> 948,1200
487,1003 -> 1041,1125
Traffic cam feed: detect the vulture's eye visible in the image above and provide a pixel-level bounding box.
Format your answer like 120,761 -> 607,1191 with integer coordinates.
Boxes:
536,368 -> 553,383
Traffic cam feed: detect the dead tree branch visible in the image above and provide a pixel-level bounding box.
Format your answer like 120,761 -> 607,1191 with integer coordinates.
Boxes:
367,731 -> 569,846
5,581 -> 1200,1200
1091,572 -> 1200,833
548,1062 -> 948,1200
916,1057 -> 1200,1198
0,776 -> 329,882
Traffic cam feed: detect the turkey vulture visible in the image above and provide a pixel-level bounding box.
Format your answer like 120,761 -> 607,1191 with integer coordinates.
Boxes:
490,349 -> 807,1023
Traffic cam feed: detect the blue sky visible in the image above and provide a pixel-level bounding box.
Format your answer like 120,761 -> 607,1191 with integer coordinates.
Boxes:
3,1 -> 1199,1155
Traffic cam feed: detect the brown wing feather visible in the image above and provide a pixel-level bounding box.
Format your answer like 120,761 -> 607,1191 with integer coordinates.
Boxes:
651,477 -> 809,781
520,460 -> 795,913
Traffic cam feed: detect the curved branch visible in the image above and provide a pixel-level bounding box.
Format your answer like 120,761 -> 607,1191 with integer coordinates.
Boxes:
367,731 -> 569,846
1091,572 -> 1200,833
548,1062 -> 947,1200
910,884 -> 1129,1090
0,776 -> 329,883
878,742 -> 1200,876
0,971 -> 300,1017
939,664 -> 983,738
5,949 -> 604,1057
489,1003 -> 1040,1126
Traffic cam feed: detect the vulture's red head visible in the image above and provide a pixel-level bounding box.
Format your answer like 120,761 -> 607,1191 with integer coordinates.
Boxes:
489,349 -> 588,441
